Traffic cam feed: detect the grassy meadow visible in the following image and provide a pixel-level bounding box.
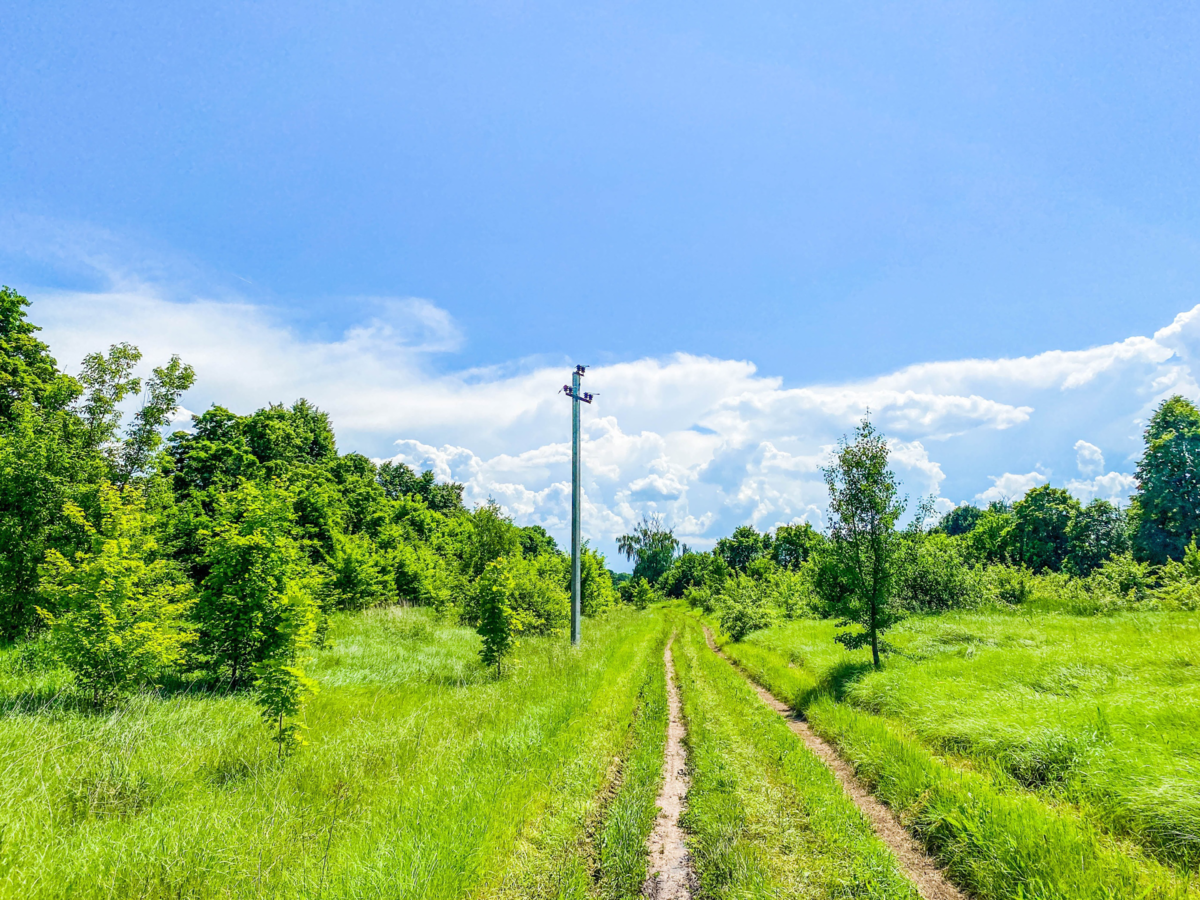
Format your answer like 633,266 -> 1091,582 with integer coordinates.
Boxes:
718,607 -> 1200,898
0,606 -> 670,900
666,611 -> 919,899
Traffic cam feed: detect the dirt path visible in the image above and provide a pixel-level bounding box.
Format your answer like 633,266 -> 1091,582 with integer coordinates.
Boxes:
702,628 -> 964,900
643,641 -> 694,899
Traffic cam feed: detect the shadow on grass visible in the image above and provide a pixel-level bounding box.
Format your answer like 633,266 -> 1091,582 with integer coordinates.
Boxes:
793,659 -> 875,710
0,671 -> 243,719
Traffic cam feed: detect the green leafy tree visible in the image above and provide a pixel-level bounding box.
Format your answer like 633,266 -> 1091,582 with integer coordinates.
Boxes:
937,504 -> 983,537
168,406 -> 261,498
616,514 -> 679,584
244,399 -> 337,470
114,356 -> 195,488
0,285 -> 81,420
660,550 -> 725,598
1006,485 -> 1080,572
195,483 -> 315,687
820,417 -> 905,668
77,342 -> 143,452
324,531 -> 395,610
0,403 -> 97,638
628,577 -> 656,610
715,525 -> 771,571
770,523 -> 824,569
37,485 -> 194,706
894,532 -> 980,611
1065,499 -> 1131,576
377,460 -> 465,513
518,524 -> 559,558
964,504 -> 1013,564
465,501 -> 523,579
1133,396 -> 1200,563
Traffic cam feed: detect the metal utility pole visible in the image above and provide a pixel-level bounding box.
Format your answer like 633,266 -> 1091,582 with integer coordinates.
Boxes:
562,365 -> 592,646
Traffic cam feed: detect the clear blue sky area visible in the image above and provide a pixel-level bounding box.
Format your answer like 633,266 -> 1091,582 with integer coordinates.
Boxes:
4,1 -> 1200,382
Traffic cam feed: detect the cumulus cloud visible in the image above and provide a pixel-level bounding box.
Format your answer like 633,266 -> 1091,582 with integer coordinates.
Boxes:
1074,440 -> 1105,477
976,471 -> 1049,505
21,246 -> 1200,561
1066,472 -> 1138,506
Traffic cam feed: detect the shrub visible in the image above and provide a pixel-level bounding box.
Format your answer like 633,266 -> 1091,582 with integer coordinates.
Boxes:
38,486 -> 194,706
978,563 -> 1035,606
580,545 -> 617,616
764,567 -> 820,620
1086,552 -> 1154,604
718,574 -> 775,641
895,533 -> 981,611
324,531 -> 395,610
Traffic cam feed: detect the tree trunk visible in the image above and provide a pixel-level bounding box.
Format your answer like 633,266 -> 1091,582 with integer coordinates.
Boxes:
870,599 -> 880,669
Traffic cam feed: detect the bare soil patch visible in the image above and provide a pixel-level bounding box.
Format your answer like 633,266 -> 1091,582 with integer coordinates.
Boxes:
643,641 -> 695,899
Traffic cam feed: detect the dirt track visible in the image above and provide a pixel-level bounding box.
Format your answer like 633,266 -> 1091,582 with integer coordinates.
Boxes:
702,627 -> 964,900
643,641 -> 695,899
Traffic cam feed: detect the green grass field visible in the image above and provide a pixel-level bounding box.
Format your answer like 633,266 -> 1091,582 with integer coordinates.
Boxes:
720,607 -> 1200,898
0,606 -> 670,900
666,611 -> 919,899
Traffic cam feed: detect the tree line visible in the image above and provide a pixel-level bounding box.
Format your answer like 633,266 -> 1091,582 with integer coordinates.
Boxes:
0,287 -> 617,751
615,402 -> 1200,667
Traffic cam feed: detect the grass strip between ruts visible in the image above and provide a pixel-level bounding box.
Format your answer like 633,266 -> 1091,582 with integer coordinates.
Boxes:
669,612 -> 920,899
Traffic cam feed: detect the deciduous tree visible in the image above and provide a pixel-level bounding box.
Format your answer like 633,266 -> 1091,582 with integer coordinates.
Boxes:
820,417 -> 905,668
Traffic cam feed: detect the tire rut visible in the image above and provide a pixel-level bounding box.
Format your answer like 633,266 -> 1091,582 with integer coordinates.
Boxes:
702,627 -> 965,900
643,640 -> 696,899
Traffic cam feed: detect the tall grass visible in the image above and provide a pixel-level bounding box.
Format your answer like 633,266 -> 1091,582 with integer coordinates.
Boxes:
668,612 -> 919,899
720,610 -> 1200,898
0,606 -> 668,899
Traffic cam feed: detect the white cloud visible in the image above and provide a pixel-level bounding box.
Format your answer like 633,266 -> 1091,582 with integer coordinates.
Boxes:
1066,471 -> 1138,506
1074,440 -> 1105,477
975,471 -> 1049,505
22,253 -> 1200,563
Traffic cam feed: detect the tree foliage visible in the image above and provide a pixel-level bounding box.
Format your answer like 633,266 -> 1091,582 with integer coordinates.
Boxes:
37,485 -> 194,706
616,514 -> 679,584
1133,395 -> 1200,563
819,418 -> 905,668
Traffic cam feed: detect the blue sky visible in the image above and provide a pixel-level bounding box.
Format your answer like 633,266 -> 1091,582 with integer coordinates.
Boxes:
4,2 -> 1200,562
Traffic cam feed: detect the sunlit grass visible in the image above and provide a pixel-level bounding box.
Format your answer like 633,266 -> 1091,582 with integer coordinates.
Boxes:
669,611 -> 919,899
721,608 -> 1200,897
0,606 -> 669,899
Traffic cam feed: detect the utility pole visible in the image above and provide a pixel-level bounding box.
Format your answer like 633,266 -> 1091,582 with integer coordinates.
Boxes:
562,365 -> 592,646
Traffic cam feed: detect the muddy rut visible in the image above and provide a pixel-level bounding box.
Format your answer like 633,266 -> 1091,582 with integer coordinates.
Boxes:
702,628 -> 964,900
643,641 -> 695,899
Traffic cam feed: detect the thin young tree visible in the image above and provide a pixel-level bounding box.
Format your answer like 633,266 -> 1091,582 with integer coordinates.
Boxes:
821,416 -> 905,668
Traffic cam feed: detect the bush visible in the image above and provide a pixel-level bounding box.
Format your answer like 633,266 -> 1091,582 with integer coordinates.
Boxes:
1087,552 -> 1155,604
580,545 -> 617,616
474,554 -> 570,674
324,531 -> 395,611
471,554 -> 569,638
978,563 -> 1035,606
895,533 -> 981,612
718,574 -> 775,641
764,567 -> 820,620
38,486 -> 194,706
